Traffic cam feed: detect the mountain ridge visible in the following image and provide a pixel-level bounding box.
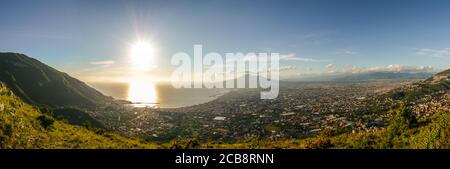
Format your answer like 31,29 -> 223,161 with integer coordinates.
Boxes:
0,52 -> 112,109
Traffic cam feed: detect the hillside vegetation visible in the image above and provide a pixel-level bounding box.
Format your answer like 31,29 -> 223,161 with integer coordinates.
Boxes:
0,52 -> 112,108
0,83 -> 158,148
0,52 -> 118,128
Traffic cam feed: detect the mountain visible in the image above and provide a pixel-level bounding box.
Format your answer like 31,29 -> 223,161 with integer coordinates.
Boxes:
288,71 -> 434,82
0,52 -> 115,128
221,72 -> 275,88
435,68 -> 450,76
387,68 -> 449,102
332,72 -> 434,81
0,52 -> 112,109
426,68 -> 450,82
0,83 -> 157,148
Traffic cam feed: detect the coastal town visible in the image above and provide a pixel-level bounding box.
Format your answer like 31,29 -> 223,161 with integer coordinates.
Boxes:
104,80 -> 424,142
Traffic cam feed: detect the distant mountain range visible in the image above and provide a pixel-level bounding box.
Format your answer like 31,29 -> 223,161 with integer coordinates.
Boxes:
0,52 -> 112,109
332,71 -> 434,81
287,71 -> 435,82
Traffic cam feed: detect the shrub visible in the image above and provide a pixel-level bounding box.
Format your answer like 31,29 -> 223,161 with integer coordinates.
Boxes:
410,112 -> 450,149
1,123 -> 13,137
37,115 -> 55,129
305,136 -> 333,149
169,138 -> 201,149
387,102 -> 417,137
37,105 -> 54,115
0,123 -> 13,147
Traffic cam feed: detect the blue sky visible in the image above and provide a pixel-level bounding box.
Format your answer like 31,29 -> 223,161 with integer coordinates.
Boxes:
1,0 -> 450,82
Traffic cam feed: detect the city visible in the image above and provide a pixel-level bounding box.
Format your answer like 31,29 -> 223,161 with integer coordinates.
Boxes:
104,80 -> 420,142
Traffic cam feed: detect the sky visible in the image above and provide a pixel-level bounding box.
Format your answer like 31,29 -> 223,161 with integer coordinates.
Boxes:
1,0 -> 450,82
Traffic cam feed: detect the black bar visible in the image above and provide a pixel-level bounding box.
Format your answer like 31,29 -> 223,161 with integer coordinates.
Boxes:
0,149 -> 448,168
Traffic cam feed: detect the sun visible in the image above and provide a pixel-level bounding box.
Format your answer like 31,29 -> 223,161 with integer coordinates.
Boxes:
131,41 -> 155,70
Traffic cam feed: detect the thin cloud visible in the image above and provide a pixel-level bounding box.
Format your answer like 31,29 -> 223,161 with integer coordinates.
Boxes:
301,31 -> 336,45
241,53 -> 328,62
414,48 -> 450,59
334,49 -> 358,56
280,54 -> 327,62
90,60 -> 115,65
302,31 -> 336,39
278,65 -> 297,71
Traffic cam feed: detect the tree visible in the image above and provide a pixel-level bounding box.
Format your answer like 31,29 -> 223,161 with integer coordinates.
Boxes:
385,102 -> 417,147
37,115 -> 55,129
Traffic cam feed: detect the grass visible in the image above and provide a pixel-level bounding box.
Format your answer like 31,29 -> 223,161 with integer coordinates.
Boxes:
0,84 -> 159,149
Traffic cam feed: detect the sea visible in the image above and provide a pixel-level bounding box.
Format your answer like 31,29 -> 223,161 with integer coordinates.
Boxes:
88,82 -> 228,108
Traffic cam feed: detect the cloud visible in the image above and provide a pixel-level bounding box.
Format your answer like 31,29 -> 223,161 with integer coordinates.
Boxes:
241,53 -> 327,62
280,54 -> 327,62
334,49 -> 358,56
414,48 -> 450,59
324,64 -> 335,73
325,64 -> 334,69
90,60 -> 115,65
278,65 -> 297,71
254,65 -> 297,74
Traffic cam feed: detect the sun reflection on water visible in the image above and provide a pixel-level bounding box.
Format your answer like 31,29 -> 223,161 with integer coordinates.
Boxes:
127,79 -> 159,108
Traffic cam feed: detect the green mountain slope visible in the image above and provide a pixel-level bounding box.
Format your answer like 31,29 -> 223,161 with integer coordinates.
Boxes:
51,107 -> 105,128
0,52 -> 112,109
0,83 -> 157,148
431,68 -> 450,77
387,68 -> 449,104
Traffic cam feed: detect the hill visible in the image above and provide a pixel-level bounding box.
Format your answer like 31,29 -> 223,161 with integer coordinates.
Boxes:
386,68 -> 449,105
0,53 -> 115,128
0,52 -> 112,109
333,72 -> 433,81
434,68 -> 450,76
0,83 -> 157,148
